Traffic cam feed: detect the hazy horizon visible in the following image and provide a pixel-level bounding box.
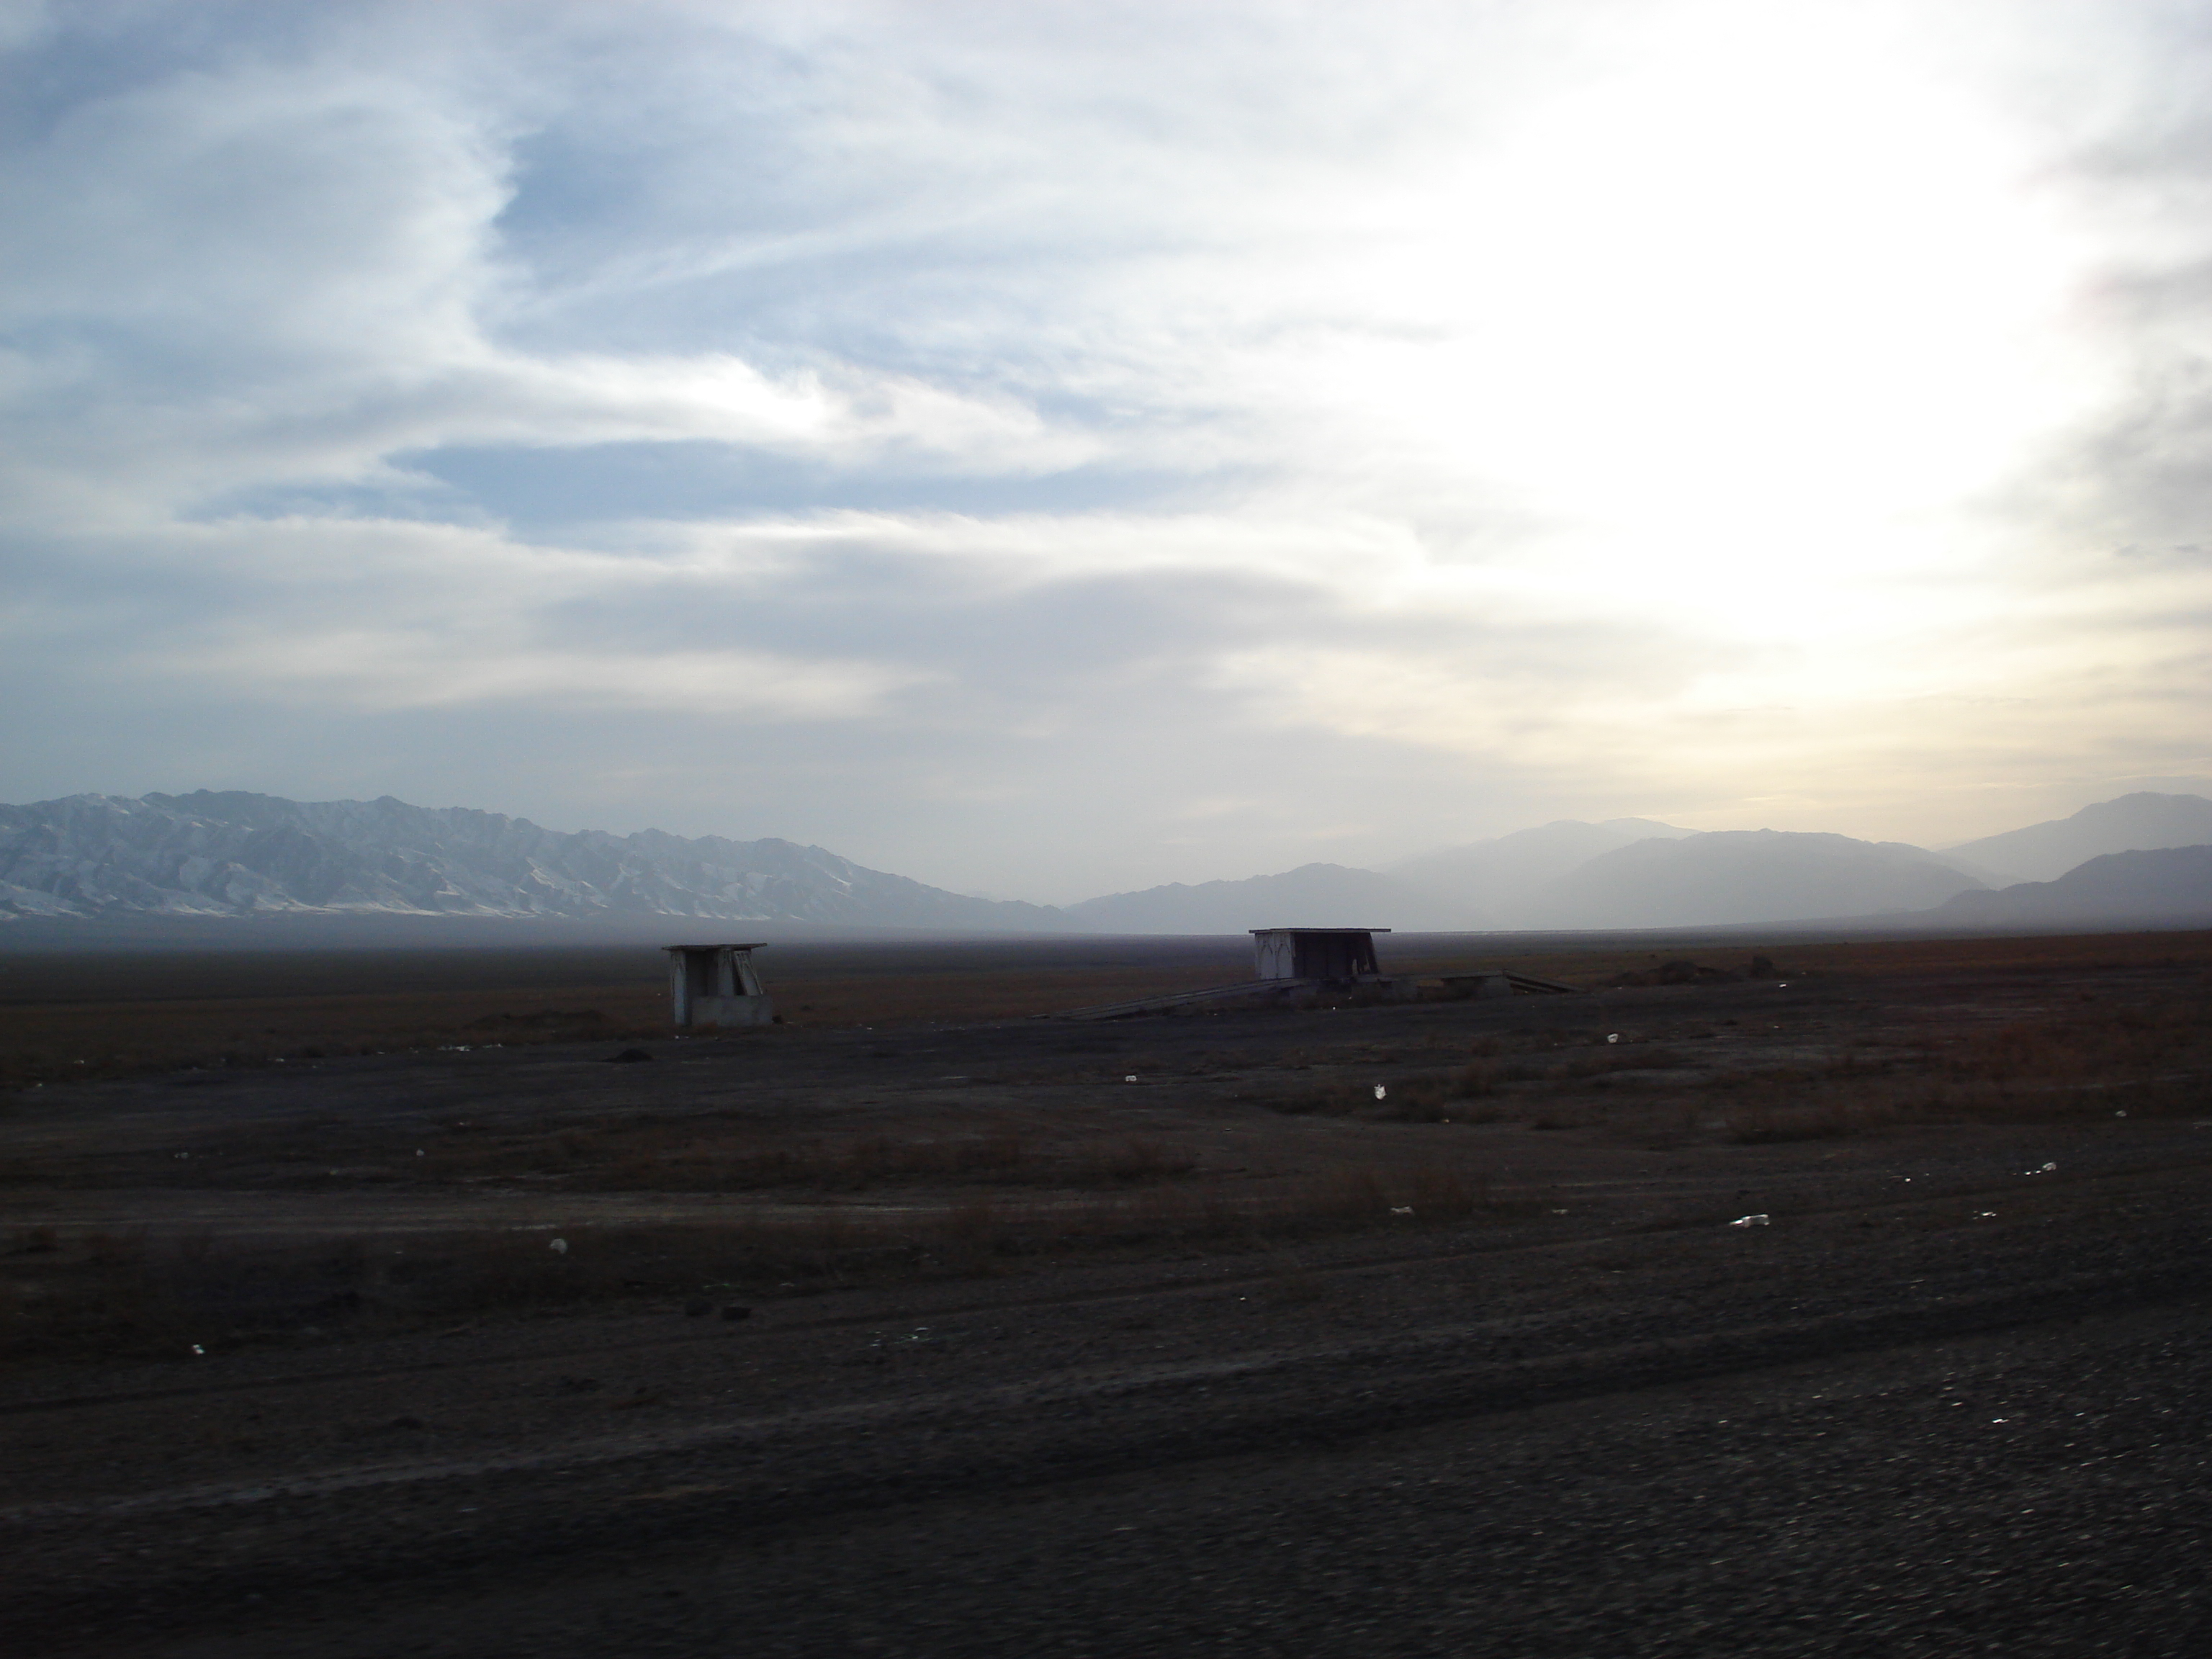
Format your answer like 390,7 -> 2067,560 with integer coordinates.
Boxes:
6,3 -> 2211,904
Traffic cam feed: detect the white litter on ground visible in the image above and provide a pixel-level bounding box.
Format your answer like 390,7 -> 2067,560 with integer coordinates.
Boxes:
549,1238 -> 568,1254
1730,1213 -> 1771,1227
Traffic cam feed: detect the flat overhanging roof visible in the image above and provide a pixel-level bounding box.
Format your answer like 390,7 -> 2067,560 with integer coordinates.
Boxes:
1248,927 -> 1390,935
664,943 -> 770,952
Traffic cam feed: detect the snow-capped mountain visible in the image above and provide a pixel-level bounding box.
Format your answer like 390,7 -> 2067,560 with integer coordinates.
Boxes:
0,791 -> 1065,931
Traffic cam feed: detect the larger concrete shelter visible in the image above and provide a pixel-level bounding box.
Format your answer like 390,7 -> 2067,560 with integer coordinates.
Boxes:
1250,927 -> 1389,985
665,943 -> 775,1028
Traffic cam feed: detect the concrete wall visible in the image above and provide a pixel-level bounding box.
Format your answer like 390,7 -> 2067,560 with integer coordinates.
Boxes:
687,993 -> 777,1028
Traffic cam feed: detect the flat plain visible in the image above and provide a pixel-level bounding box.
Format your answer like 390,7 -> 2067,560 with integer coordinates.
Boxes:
3,929 -> 2210,1656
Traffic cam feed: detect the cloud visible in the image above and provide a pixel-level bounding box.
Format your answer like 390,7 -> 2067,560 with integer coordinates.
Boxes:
3,0 -> 2211,897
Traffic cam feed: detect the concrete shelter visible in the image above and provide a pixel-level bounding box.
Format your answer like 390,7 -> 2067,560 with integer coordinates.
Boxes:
666,943 -> 775,1028
1250,927 -> 1388,985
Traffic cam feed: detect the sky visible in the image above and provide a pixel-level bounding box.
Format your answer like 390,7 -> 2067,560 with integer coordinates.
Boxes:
4,0 -> 2211,904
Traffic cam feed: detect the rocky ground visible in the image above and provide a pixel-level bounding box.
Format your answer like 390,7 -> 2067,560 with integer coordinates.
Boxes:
2,943 -> 2209,1655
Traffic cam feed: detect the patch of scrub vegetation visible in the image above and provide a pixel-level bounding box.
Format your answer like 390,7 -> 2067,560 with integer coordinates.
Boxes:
0,1168 -> 1507,1360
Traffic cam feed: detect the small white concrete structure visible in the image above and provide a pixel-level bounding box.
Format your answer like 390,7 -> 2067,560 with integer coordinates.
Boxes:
1250,928 -> 1388,985
665,943 -> 775,1028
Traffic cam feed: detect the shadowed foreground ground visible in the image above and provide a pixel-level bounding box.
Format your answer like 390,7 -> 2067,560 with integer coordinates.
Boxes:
3,932 -> 2209,1655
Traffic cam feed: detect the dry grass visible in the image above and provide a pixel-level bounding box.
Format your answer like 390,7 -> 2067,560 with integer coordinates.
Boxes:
1385,929 -> 2212,992
0,1166 -> 1501,1359
1230,978 -> 2212,1146
0,992 -> 670,1090
565,1128 -> 1201,1192
0,967 -> 1259,1089
11,930 -> 2211,1089
1692,993 -> 2212,1141
9,932 -> 2211,1357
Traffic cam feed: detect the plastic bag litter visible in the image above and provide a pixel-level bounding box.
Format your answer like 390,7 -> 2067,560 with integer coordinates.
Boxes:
2026,1161 -> 2057,1175
1124,1074 -> 1138,1083
1730,1213 -> 1771,1227
549,1238 -> 569,1254
1606,1033 -> 1620,1044
1373,1084 -> 1388,1100
1390,1205 -> 1413,1215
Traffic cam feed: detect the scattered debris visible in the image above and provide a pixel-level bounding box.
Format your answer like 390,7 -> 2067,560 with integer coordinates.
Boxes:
1730,1213 -> 1771,1228
1606,1033 -> 1620,1044
1372,1084 -> 1387,1100
549,1238 -> 569,1254
2026,1161 -> 2058,1175
1389,1205 -> 1413,1215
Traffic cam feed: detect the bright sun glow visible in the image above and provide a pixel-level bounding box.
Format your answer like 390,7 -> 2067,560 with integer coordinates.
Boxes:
1271,4 -> 2102,648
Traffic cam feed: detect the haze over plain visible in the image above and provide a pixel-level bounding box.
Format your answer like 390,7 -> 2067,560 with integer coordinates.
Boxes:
7,787 -> 2211,935
5,1 -> 2211,903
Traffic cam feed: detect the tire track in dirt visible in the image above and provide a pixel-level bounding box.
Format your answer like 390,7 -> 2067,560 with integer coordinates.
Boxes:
6,1210 -> 2208,1645
7,1152 -> 2205,1421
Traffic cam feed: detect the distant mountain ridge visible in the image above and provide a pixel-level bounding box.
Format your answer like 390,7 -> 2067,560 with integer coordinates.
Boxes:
1059,863 -> 1462,935
6,789 -> 2210,939
1528,830 -> 1989,928
1388,818 -> 1698,925
1941,793 -> 2212,883
1930,845 -> 2212,927
0,792 -> 1065,932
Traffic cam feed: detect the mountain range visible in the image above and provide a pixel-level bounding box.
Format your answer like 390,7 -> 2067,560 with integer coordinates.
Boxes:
1930,844 -> 2212,927
2,788 -> 2208,938
1939,793 -> 2212,882
0,791 -> 1059,933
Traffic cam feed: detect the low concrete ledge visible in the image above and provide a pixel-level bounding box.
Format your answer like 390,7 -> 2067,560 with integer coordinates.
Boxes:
1049,979 -> 1321,1022
1437,971 -> 1584,997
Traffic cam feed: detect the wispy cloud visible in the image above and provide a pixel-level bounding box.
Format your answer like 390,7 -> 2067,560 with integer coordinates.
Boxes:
3,1 -> 2209,899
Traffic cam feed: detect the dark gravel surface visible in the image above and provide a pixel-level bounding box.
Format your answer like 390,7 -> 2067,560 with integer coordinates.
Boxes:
4,961 -> 2211,1655
6,1155 -> 2211,1656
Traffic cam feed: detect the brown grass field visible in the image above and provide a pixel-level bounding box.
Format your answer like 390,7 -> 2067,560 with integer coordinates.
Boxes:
6,926 -> 2210,1088
4,927 -> 2211,1359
